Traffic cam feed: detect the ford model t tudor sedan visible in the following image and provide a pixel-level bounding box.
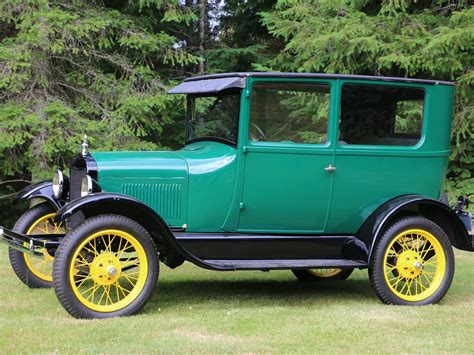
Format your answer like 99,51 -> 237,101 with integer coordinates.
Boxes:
1,73 -> 473,318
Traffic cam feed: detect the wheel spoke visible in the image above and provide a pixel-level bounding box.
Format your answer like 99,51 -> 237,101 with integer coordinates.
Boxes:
107,234 -> 116,253
121,273 -> 137,287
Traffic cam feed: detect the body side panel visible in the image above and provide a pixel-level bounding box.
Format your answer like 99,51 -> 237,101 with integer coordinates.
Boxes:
178,142 -> 239,232
327,81 -> 454,234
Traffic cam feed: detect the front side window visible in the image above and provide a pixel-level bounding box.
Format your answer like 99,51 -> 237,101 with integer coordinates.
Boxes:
340,84 -> 424,146
187,90 -> 241,145
249,82 -> 330,144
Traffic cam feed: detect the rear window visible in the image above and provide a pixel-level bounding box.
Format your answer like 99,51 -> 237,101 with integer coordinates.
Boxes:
340,84 -> 425,146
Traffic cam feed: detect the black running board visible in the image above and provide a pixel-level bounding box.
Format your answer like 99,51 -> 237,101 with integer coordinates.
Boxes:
202,259 -> 367,271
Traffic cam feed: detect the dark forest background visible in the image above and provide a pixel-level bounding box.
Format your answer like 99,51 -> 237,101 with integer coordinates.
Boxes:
0,0 -> 472,226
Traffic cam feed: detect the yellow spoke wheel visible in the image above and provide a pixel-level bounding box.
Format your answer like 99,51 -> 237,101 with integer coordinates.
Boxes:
53,215 -> 158,318
9,204 -> 65,288
70,229 -> 149,313
371,217 -> 454,305
24,213 -> 66,282
383,229 -> 446,302
309,268 -> 344,278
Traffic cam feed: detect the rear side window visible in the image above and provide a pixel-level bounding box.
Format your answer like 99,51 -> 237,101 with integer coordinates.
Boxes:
340,84 -> 425,146
249,82 -> 330,144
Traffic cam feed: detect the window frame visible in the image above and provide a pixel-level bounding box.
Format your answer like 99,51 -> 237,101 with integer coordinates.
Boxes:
185,90 -> 242,147
245,78 -> 335,150
337,81 -> 427,151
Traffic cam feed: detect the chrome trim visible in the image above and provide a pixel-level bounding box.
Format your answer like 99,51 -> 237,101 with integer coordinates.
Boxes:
81,134 -> 89,157
0,226 -> 61,257
52,170 -> 64,199
80,175 -> 93,197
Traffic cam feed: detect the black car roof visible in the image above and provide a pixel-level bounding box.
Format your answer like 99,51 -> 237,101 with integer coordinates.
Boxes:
183,72 -> 454,86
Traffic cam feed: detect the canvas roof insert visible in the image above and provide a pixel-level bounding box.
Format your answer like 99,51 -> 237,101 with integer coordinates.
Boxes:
168,77 -> 246,94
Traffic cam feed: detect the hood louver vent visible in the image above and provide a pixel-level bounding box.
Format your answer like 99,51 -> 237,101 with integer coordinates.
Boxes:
121,183 -> 182,220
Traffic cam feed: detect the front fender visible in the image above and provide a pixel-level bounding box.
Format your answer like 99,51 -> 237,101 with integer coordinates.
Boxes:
54,192 -> 224,270
358,194 -> 473,264
14,181 -> 61,210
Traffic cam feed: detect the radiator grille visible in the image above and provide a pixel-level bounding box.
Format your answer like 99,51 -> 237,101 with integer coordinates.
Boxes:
121,183 -> 182,219
69,167 -> 86,201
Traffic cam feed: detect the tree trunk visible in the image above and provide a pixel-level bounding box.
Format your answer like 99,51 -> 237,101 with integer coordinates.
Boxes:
198,0 -> 206,75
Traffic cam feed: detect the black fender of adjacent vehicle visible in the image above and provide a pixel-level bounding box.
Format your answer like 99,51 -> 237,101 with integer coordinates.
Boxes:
14,181 -> 61,210
53,192 -> 227,270
358,194 -> 473,264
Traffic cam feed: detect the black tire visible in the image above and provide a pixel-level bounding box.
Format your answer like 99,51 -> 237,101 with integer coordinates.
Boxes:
292,268 -> 353,281
8,204 -> 58,288
53,214 -> 159,319
369,216 -> 454,305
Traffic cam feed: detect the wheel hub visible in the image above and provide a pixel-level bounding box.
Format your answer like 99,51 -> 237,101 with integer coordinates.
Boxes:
396,250 -> 423,279
90,253 -> 122,285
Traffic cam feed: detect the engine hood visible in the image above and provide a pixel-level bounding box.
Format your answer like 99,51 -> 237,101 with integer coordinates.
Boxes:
93,150 -> 188,180
90,142 -> 238,230
92,150 -> 189,228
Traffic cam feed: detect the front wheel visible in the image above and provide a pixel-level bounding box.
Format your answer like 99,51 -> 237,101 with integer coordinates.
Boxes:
53,214 -> 159,319
9,204 -> 66,288
369,216 -> 454,305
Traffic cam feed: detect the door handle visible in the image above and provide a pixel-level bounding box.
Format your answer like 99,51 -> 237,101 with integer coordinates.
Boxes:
324,165 -> 336,172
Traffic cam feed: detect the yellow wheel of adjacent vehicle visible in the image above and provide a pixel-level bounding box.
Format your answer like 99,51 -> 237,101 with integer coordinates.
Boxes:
371,217 -> 454,305
9,204 -> 65,288
292,268 -> 353,281
53,214 -> 158,319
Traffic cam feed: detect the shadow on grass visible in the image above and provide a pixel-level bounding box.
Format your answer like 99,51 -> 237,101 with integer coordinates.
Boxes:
147,277 -> 376,311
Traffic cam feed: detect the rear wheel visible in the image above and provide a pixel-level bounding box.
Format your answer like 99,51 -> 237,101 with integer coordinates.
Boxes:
8,204 -> 65,288
292,268 -> 353,281
53,214 -> 158,318
370,217 -> 454,305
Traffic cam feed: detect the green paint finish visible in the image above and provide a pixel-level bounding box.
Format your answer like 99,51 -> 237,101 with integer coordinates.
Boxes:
178,142 -> 238,232
90,75 -> 454,234
93,151 -> 189,227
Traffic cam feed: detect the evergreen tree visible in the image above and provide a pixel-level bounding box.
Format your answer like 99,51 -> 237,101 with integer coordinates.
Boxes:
0,0 -> 198,181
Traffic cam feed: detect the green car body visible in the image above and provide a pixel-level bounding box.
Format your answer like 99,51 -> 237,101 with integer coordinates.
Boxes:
94,75 -> 454,235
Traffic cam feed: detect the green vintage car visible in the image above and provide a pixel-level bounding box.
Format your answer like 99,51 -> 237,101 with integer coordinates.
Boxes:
1,73 -> 473,318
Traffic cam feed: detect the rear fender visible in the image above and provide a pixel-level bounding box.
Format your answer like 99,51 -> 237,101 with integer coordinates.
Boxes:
357,195 -> 473,265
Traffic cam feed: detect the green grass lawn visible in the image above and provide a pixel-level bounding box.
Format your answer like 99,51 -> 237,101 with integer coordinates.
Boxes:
1,247 -> 473,353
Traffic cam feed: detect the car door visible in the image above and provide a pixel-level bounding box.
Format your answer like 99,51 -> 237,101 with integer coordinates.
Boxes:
327,81 -> 434,234
237,79 -> 337,233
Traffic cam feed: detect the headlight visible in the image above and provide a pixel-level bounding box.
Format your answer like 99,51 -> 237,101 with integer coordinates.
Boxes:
81,175 -> 93,197
52,170 -> 64,199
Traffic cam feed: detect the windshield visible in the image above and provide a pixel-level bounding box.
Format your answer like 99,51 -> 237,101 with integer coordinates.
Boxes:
186,91 -> 241,145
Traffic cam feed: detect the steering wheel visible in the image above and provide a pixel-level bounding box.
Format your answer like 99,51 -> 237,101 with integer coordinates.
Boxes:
250,122 -> 266,141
